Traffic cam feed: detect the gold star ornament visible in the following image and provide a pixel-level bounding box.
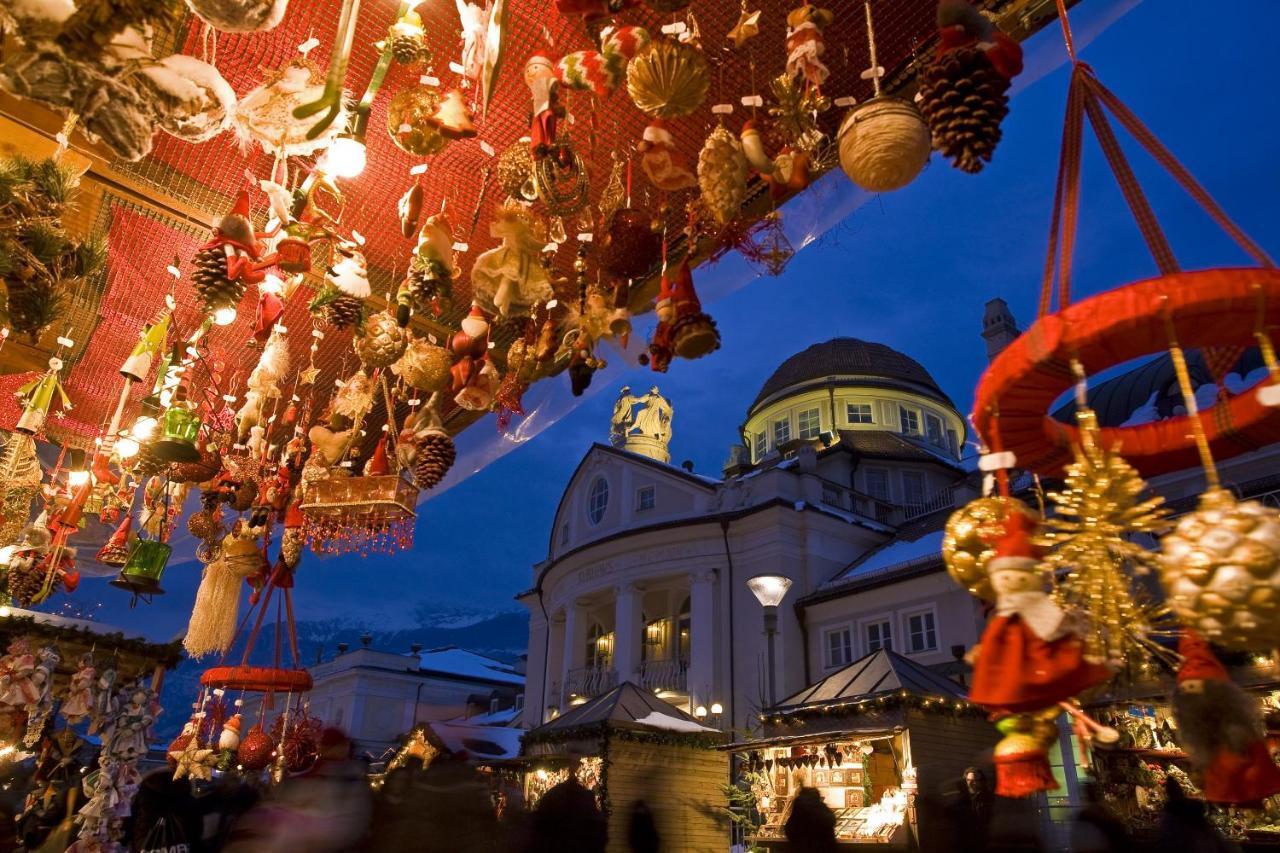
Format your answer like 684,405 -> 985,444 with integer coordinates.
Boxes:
728,7 -> 762,49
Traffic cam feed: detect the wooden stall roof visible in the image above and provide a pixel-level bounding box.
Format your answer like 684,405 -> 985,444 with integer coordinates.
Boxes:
774,649 -> 967,712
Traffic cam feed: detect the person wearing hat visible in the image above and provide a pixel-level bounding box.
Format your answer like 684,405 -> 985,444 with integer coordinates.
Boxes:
1173,630 -> 1280,804
967,511 -> 1112,796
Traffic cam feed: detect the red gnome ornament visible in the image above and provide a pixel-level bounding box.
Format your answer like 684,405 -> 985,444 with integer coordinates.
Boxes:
524,53 -> 565,161
450,305 -> 497,411
192,190 -> 274,322
638,120 -> 697,191
1173,630 -> 1280,804
968,510 -> 1111,797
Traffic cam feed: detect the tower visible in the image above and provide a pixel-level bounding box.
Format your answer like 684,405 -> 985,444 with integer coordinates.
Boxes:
982,298 -> 1020,361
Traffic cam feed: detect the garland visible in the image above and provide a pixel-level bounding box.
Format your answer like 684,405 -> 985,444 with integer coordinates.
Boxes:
762,690 -> 985,727
0,615 -> 184,669
521,720 -> 726,750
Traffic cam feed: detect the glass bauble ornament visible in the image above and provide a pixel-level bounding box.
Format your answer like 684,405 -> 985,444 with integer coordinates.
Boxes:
497,138 -> 537,201
1160,489 -> 1280,650
386,85 -> 449,157
392,339 -> 453,393
602,209 -> 660,280
354,311 -> 408,369
943,496 -> 1037,602
837,97 -> 931,193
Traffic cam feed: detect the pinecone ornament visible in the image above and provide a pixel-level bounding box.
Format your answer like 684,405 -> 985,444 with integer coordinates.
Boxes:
399,263 -> 453,318
192,242 -> 248,316
917,44 -> 1012,174
413,429 -> 456,490
7,559 -> 47,606
132,443 -> 171,479
354,311 -> 408,369
388,9 -> 431,65
697,125 -> 748,225
322,294 -> 363,330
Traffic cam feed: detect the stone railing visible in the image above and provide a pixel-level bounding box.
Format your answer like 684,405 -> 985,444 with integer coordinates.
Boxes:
638,658 -> 689,694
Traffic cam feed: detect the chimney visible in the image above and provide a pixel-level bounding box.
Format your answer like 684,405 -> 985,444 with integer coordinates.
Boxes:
981,298 -> 1020,362
336,642 -> 349,656
360,633 -> 373,648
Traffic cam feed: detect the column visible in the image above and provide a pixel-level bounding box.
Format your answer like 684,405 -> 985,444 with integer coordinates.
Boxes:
524,611 -> 549,727
688,571 -> 716,710
561,600 -> 586,706
614,583 -> 643,686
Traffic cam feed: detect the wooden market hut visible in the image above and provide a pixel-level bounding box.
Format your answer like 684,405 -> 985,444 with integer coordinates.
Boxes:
521,681 -> 729,853
736,648 -> 997,849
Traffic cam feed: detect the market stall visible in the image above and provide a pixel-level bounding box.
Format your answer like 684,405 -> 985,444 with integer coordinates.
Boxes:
520,681 -> 728,853
0,607 -> 182,851
731,648 -> 994,848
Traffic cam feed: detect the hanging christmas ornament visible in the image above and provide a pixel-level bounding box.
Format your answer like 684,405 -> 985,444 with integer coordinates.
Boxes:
454,0 -> 508,116
95,514 -> 134,568
768,72 -> 831,153
0,434 -> 41,547
388,7 -> 431,65
397,206 -> 456,325
185,0 -> 289,32
525,52 -> 565,159
638,120 -> 697,192
392,337 -> 453,394
399,182 -> 425,238
354,310 -> 408,370
192,190 -> 271,323
534,135 -> 591,216
311,244 -> 369,329
497,138 -> 538,201
965,511 -> 1112,797
1041,405 -> 1172,665
916,0 -> 1024,174
741,121 -> 811,199
603,209 -> 660,281
743,211 -> 795,277
471,203 -> 553,319
784,4 -> 833,89
836,1 -> 929,193
727,3 -> 762,50
943,496 -> 1036,602
426,88 -> 478,140
109,537 -> 170,600
14,357 -> 71,436
140,54 -> 237,143
402,402 -> 456,490
234,56 -> 349,157
386,85 -> 449,156
184,524 -> 265,658
237,724 -> 275,771
626,38 -> 709,119
1171,630 -> 1280,804
697,125 -> 748,225
1161,490 -> 1280,651
558,25 -> 650,99
236,329 -> 289,441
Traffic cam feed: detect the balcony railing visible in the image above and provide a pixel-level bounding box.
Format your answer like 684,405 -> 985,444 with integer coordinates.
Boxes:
638,657 -> 688,694
566,665 -> 617,701
903,483 -> 960,522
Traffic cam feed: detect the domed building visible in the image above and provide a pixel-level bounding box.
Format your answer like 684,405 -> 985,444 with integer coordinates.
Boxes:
518,338 -> 987,735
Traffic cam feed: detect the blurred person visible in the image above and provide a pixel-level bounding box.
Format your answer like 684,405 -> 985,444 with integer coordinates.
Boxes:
627,800 -> 660,853
1070,781 -> 1128,853
223,726 -> 372,853
370,750 -> 499,853
940,766 -> 993,853
1156,780 -> 1241,853
783,787 -> 837,853
525,760 -> 606,853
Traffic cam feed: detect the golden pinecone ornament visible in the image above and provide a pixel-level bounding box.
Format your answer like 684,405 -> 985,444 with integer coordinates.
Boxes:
626,38 -> 709,119
413,429 -> 456,490
697,125 -> 748,225
497,139 -> 537,201
392,338 -> 453,393
1160,489 -> 1280,650
354,311 -> 408,369
943,496 -> 1037,602
1041,407 -> 1172,665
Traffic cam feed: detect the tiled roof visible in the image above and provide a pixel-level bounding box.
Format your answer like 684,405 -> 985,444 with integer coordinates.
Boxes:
526,682 -> 703,737
750,338 -> 953,412
836,429 -> 960,467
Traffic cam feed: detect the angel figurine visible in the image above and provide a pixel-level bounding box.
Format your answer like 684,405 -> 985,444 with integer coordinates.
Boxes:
88,667 -> 118,735
470,203 -> 553,319
60,653 -> 96,724
105,683 -> 153,763
23,645 -> 60,746
0,637 -> 39,709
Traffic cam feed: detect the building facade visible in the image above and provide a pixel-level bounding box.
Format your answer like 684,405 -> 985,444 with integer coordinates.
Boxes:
519,326 -> 1280,746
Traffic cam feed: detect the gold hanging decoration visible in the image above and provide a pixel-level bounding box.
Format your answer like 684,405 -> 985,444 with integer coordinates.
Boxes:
1040,406 -> 1173,666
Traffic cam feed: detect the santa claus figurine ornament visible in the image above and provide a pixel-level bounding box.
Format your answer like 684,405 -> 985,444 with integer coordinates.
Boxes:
967,510 -> 1111,796
1173,630 -> 1280,804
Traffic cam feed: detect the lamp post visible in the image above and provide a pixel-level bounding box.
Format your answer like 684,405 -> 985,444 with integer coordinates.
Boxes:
747,575 -> 793,708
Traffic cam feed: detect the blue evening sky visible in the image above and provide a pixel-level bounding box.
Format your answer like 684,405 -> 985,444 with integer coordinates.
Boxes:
85,0 -> 1280,639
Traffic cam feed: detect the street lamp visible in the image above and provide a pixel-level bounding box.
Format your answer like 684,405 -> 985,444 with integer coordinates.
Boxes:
747,575 -> 792,707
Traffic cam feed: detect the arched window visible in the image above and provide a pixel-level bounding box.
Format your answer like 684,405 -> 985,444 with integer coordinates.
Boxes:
677,596 -> 691,662
587,477 -> 609,525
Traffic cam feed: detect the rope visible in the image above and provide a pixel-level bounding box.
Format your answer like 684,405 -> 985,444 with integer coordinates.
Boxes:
1162,307 -> 1220,490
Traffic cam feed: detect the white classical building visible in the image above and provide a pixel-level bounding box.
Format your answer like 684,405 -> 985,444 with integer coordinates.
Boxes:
519,326 -> 1280,739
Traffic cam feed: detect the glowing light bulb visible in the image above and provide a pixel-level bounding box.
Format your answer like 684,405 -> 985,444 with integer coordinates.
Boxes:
0,548 -> 13,567
67,470 -> 90,487
710,702 -> 723,715
694,705 -> 708,718
114,437 -> 139,459
132,416 -> 158,440
213,306 -> 238,326
321,136 -> 367,179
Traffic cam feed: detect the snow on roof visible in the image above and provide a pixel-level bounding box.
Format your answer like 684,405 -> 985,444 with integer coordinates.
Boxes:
452,706 -> 523,726
824,529 -> 945,588
427,721 -> 525,760
633,711 -> 718,733
417,646 -> 525,686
